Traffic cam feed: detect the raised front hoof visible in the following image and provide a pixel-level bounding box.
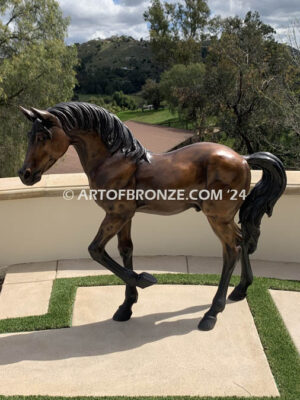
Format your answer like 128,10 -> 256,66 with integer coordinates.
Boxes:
228,286 -> 247,302
198,315 -> 217,331
113,307 -> 132,322
136,272 -> 157,289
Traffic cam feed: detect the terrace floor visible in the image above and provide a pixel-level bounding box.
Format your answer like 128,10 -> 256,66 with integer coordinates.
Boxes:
0,256 -> 299,398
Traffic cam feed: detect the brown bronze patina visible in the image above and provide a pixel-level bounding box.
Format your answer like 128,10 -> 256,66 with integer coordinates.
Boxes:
19,102 -> 286,331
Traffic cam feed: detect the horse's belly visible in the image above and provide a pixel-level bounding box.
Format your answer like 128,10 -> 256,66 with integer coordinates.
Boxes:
136,200 -> 200,215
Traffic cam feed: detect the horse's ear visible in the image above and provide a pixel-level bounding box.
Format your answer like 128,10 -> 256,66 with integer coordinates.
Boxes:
30,107 -> 62,128
19,106 -> 36,122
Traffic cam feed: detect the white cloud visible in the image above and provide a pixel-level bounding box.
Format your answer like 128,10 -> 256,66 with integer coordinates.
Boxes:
58,0 -> 300,45
208,0 -> 300,43
59,0 -> 150,43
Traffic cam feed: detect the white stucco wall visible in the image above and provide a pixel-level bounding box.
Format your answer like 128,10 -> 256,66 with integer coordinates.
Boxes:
0,172 -> 299,266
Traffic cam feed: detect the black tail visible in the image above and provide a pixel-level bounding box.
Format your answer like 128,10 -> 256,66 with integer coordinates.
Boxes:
240,152 -> 287,255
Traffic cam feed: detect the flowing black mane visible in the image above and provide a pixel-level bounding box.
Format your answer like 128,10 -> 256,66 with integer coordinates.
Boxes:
48,102 -> 150,163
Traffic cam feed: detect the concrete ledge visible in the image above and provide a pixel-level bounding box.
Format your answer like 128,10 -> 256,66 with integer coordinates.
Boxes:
0,170 -> 299,200
0,173 -> 89,200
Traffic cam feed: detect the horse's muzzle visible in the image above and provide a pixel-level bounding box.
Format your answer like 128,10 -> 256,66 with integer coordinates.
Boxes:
18,167 -> 41,186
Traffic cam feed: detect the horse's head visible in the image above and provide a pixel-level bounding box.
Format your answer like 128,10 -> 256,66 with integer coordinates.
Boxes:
18,107 -> 70,185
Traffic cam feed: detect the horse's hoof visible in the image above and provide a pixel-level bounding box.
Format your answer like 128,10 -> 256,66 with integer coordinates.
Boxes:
228,286 -> 247,302
136,272 -> 157,289
113,307 -> 132,322
198,315 -> 217,331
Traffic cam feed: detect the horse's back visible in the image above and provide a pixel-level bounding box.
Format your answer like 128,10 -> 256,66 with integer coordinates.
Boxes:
164,141 -> 244,161
137,141 -> 250,190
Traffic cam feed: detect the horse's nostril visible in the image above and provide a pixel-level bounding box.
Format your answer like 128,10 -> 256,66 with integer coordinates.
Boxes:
24,169 -> 31,180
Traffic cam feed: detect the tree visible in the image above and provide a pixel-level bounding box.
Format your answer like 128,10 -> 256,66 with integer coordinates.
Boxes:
112,91 -> 136,110
205,11 -> 296,157
0,0 -> 78,177
141,79 -> 162,109
144,0 -> 210,67
160,63 -> 210,131
75,37 -> 161,96
281,21 -> 300,144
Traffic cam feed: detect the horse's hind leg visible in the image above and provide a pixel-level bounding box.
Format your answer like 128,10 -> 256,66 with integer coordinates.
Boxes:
198,217 -> 240,331
113,220 -> 138,322
228,242 -> 253,301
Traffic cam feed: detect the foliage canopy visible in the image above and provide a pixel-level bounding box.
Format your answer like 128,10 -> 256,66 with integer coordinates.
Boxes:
0,0 -> 77,177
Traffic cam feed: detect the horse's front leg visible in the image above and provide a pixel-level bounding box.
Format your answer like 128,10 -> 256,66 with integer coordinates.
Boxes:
113,220 -> 138,321
88,213 -> 157,290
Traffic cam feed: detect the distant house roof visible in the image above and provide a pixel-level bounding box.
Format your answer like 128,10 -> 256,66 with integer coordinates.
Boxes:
46,121 -> 194,175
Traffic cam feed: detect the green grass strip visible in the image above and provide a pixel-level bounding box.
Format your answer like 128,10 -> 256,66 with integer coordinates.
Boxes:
0,274 -> 299,400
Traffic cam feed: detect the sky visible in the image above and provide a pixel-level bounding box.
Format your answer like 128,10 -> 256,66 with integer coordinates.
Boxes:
58,0 -> 300,44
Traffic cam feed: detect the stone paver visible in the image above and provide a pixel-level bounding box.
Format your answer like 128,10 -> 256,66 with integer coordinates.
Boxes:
251,260 -> 300,280
1,257 -> 298,322
188,256 -> 300,280
270,289 -> 300,353
0,265 -> 7,275
133,255 -> 187,273
6,256 -> 299,282
4,261 -> 56,284
57,256 -> 187,278
188,256 -> 227,275
0,285 -> 278,397
0,280 -> 53,318
57,258 -> 111,278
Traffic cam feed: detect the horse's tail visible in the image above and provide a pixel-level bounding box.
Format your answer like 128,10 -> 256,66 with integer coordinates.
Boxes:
240,152 -> 286,255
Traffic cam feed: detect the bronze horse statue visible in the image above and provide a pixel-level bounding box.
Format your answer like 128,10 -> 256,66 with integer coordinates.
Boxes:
18,102 -> 286,331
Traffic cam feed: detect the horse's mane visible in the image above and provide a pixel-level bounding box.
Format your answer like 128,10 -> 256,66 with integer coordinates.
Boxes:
48,102 -> 150,163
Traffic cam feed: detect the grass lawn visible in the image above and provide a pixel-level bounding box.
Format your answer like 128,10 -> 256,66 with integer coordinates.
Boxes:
118,108 -> 177,123
77,93 -> 144,104
76,95 -> 192,129
76,95 -> 210,131
0,274 -> 299,400
117,108 -> 194,130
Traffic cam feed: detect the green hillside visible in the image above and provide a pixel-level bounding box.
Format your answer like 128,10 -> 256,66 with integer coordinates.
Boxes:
75,36 -> 162,95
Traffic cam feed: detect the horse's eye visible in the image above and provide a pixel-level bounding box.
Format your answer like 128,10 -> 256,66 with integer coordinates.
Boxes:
36,134 -> 45,143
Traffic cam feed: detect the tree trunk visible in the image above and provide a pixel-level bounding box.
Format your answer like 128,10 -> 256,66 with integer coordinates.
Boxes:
235,117 -> 254,154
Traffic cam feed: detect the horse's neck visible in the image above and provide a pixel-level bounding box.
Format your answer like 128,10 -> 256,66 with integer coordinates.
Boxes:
69,129 -> 109,176
68,128 -> 138,190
